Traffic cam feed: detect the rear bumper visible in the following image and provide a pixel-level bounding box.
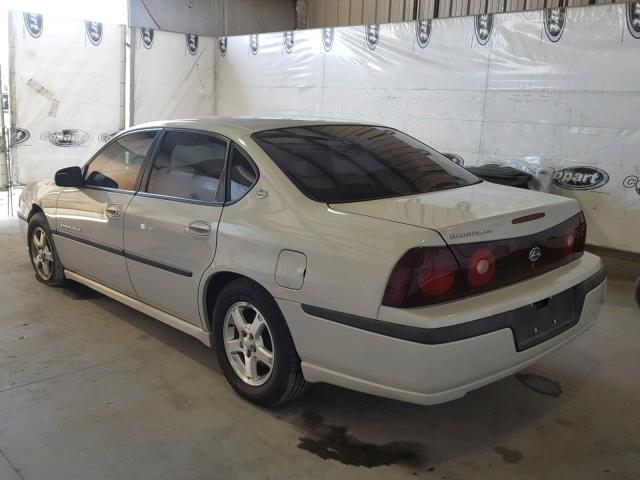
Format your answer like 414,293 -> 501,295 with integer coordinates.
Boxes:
277,253 -> 606,405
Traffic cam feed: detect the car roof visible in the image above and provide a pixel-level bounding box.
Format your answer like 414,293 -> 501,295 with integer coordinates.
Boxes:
127,116 -> 379,139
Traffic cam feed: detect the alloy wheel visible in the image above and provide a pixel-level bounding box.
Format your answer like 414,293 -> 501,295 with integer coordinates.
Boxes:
31,227 -> 54,281
223,301 -> 275,386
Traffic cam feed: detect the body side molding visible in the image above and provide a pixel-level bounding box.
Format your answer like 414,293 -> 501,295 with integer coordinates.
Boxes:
54,231 -> 192,277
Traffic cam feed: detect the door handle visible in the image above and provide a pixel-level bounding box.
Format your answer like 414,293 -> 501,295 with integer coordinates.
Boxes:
187,220 -> 211,237
106,204 -> 121,218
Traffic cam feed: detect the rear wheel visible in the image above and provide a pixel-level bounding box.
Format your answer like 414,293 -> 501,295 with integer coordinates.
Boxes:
213,278 -> 308,406
28,212 -> 66,286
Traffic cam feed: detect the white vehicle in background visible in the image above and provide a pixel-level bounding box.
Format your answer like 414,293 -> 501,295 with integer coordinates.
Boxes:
18,118 -> 606,406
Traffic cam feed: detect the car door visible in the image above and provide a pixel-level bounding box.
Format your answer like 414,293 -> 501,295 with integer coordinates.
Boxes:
53,130 -> 159,297
123,129 -> 228,326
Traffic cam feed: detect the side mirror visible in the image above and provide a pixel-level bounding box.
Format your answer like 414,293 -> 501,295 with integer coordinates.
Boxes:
54,166 -> 83,187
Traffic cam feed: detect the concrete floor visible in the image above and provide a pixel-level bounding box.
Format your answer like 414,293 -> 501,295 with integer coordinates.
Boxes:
0,188 -> 21,219
0,216 -> 638,480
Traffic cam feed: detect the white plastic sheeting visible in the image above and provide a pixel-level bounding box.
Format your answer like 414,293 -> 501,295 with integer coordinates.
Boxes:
215,3 -> 640,253
132,28 -> 215,124
9,12 -> 124,184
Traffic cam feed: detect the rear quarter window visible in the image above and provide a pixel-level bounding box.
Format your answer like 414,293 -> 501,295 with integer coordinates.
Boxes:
252,125 -> 479,203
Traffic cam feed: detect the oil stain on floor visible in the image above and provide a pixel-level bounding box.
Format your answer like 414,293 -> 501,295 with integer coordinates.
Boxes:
516,373 -> 563,397
493,446 -> 524,464
297,410 -> 426,468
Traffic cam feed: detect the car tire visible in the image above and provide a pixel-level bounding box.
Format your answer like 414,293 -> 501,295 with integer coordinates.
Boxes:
213,278 -> 308,406
634,276 -> 640,309
27,212 -> 66,286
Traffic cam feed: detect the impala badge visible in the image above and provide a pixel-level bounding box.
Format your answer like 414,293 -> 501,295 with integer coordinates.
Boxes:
283,31 -> 294,54
255,188 -> 268,199
60,223 -> 81,232
249,34 -> 259,55
12,127 -> 31,145
544,7 -> 566,42
366,24 -> 379,50
24,12 -> 43,38
219,36 -> 227,56
627,1 -> 640,38
141,27 -> 154,49
475,14 -> 493,45
186,34 -> 198,55
416,19 -> 432,48
85,21 -> 103,46
322,28 -> 334,52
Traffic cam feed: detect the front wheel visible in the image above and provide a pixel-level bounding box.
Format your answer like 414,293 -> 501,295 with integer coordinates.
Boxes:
28,212 -> 66,286
213,278 -> 308,406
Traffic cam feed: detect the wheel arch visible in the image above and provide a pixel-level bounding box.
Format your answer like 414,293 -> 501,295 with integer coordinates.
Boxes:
27,203 -> 44,221
202,270 -> 275,331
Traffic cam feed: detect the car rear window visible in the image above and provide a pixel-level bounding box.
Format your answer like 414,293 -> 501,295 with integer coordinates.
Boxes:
252,125 -> 480,203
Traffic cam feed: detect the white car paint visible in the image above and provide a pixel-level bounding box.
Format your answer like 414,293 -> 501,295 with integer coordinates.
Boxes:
332,181 -> 581,245
18,117 -> 606,405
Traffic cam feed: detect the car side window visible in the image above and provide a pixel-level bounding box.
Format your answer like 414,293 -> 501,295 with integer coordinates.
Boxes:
84,131 -> 157,190
146,131 -> 227,202
228,146 -> 258,202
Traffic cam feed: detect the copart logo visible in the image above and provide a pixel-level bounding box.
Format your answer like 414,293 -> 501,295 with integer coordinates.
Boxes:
322,28 -> 334,52
141,28 -> 154,49
11,127 -> 31,145
416,19 -> 432,48
552,167 -> 609,190
24,12 -> 43,38
41,129 -> 90,147
249,34 -> 259,55
85,21 -> 103,46
628,1 -> 640,39
283,31 -> 294,54
186,34 -> 198,55
219,36 -> 227,56
623,175 -> 640,195
544,7 -> 566,42
475,14 -> 493,45
366,24 -> 379,50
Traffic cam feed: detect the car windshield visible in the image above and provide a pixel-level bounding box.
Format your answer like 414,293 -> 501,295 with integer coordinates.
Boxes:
252,124 -> 480,203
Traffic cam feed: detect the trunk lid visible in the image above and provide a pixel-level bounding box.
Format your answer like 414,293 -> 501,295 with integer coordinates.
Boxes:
329,182 -> 580,244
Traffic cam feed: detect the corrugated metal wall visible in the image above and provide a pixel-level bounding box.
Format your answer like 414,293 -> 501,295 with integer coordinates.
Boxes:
128,0 -> 297,36
129,0 -> 626,35
304,0 -> 626,27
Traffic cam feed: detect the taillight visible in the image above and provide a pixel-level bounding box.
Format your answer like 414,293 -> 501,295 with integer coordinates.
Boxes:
383,212 -> 587,308
382,247 -> 466,308
563,212 -> 586,256
574,212 -> 586,252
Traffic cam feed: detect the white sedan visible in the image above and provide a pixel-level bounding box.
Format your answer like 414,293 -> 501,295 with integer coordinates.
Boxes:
18,118 -> 606,406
